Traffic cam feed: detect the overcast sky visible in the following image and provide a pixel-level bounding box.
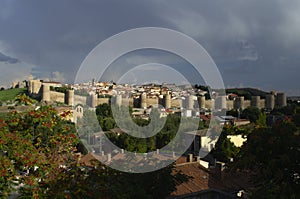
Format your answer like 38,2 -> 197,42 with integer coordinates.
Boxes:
0,0 -> 300,95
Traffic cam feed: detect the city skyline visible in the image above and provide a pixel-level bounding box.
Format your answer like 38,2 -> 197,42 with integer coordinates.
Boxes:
0,1 -> 300,96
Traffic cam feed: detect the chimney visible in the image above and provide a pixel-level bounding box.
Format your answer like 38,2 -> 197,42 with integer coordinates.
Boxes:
212,161 -> 225,180
107,153 -> 111,162
121,149 -> 124,154
187,154 -> 193,162
156,149 -> 159,154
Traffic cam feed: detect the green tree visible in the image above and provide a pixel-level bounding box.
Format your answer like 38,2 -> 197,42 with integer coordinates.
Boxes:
232,121 -> 300,198
212,128 -> 240,163
0,106 -> 79,198
292,107 -> 300,127
0,106 -> 190,198
96,103 -> 113,118
15,94 -> 36,105
242,106 -> 261,123
226,109 -> 239,117
103,117 -> 116,131
256,112 -> 267,127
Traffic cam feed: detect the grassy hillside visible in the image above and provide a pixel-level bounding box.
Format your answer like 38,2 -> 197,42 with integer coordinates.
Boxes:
0,88 -> 28,102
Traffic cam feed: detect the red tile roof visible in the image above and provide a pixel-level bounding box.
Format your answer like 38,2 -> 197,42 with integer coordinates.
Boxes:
171,163 -> 210,196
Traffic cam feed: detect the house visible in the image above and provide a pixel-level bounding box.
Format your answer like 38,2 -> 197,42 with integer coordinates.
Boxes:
215,116 -> 250,126
227,135 -> 247,147
184,129 -> 218,155
169,154 -> 251,198
79,152 -> 251,198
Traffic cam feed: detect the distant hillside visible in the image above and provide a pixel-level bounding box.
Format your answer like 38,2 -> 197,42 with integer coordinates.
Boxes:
226,88 -> 269,100
0,88 -> 27,102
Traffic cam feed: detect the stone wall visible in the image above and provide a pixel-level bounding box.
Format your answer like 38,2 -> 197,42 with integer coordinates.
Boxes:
49,91 -> 65,103
226,100 -> 234,110
260,99 -> 266,109
205,100 -> 214,110
28,79 -> 284,111
74,95 -> 88,106
172,99 -> 182,108
146,98 -> 159,107
243,100 -> 251,109
28,80 -> 42,94
96,98 -> 110,106
122,98 -> 133,107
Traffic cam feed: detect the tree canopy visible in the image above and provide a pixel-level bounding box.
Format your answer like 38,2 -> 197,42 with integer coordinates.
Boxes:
231,111 -> 300,198
0,105 -> 188,198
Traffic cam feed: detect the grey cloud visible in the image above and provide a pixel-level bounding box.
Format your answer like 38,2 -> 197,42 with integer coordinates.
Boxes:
0,61 -> 35,88
0,0 -> 300,94
164,0 -> 300,93
237,41 -> 258,61
0,52 -> 19,64
0,0 -> 167,83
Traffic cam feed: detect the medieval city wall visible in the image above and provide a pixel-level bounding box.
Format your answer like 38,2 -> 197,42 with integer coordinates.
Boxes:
96,98 -> 110,106
74,95 -> 88,106
28,79 -> 286,111
172,99 -> 182,108
49,91 -> 65,103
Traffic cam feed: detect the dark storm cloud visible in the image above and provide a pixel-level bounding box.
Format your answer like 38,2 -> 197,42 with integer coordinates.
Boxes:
0,52 -> 19,64
0,0 -> 166,82
161,0 -> 300,94
0,0 -> 299,94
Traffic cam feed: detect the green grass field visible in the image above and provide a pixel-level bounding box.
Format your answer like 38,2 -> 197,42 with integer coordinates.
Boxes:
0,88 -> 28,102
